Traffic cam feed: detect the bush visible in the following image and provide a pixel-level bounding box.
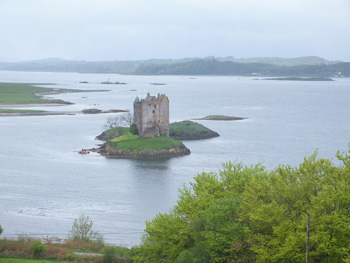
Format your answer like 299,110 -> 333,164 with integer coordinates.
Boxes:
129,123 -> 139,135
30,240 -> 46,258
103,246 -> 118,263
66,253 -> 75,261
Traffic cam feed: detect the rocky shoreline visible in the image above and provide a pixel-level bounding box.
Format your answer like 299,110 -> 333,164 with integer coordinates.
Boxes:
94,143 -> 190,159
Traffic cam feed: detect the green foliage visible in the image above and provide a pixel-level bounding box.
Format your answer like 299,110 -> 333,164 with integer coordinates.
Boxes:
133,146 -> 350,263
103,246 -> 118,263
66,252 -> 75,261
0,259 -> 63,263
108,136 -> 185,152
29,240 -> 46,258
0,224 -> 3,235
129,123 -> 139,135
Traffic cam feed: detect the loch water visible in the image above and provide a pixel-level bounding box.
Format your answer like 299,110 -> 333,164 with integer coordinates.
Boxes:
0,71 -> 349,247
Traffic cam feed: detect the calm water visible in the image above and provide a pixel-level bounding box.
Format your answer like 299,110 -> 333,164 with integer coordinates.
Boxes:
0,71 -> 349,246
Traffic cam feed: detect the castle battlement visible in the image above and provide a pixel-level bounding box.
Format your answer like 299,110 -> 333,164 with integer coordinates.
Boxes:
133,93 -> 169,137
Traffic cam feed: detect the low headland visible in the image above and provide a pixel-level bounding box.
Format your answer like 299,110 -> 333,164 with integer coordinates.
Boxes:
193,115 -> 246,121
0,82 -> 124,116
264,76 -> 334,81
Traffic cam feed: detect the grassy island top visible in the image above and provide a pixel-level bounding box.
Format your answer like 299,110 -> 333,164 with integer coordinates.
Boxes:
108,135 -> 185,152
169,120 -> 212,134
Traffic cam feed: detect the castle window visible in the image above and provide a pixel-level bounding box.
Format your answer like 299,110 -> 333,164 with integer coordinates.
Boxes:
152,110 -> 155,113
154,105 -> 157,109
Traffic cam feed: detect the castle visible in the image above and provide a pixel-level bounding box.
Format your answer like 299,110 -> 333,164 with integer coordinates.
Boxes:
133,93 -> 169,137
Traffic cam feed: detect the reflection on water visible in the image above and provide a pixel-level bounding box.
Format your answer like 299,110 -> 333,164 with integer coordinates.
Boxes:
1,71 -> 350,247
131,158 -> 171,171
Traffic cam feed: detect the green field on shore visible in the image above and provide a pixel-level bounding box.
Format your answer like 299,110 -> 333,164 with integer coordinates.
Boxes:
0,82 -> 77,105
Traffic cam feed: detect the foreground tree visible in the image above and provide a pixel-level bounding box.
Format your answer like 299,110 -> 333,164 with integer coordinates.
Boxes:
133,146 -> 350,263
242,152 -> 350,262
69,214 -> 103,243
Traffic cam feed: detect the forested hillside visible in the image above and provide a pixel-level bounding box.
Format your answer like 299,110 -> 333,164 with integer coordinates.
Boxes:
134,59 -> 350,77
1,57 -> 349,77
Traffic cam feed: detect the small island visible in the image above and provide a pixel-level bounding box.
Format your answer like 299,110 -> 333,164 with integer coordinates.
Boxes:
97,120 -> 220,141
169,120 -> 219,140
96,135 -> 190,159
264,77 -> 334,81
193,115 -> 246,121
94,93 -> 191,159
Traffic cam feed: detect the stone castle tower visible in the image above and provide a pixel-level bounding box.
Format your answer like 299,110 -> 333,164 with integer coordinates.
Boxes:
133,93 -> 169,137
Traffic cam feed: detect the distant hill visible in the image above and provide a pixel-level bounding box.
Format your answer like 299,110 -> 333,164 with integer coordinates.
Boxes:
216,56 -> 339,66
134,59 -> 350,77
0,56 -> 348,77
0,58 -> 195,74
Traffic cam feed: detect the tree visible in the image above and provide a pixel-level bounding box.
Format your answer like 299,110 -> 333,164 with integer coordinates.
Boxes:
242,151 -> 350,262
130,123 -> 139,135
121,111 -> 134,126
69,214 -> 102,243
103,112 -> 134,130
0,224 -> 3,235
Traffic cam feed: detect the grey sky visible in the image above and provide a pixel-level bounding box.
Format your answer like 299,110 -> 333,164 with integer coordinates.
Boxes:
1,0 -> 349,62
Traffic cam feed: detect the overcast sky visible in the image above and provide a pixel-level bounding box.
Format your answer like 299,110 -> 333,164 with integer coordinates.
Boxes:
1,0 -> 349,62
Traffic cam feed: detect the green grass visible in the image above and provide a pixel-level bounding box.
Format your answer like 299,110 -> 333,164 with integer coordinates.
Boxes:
0,258 -> 76,263
169,120 -> 211,134
108,136 -> 184,152
110,134 -> 138,142
104,127 -> 130,136
0,82 -> 79,104
0,109 -> 45,113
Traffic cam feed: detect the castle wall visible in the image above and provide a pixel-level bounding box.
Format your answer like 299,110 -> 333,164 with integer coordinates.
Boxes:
133,93 -> 169,137
133,102 -> 143,133
159,98 -> 169,137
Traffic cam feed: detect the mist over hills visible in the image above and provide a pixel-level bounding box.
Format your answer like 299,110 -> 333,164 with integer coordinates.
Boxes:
0,56 -> 349,77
